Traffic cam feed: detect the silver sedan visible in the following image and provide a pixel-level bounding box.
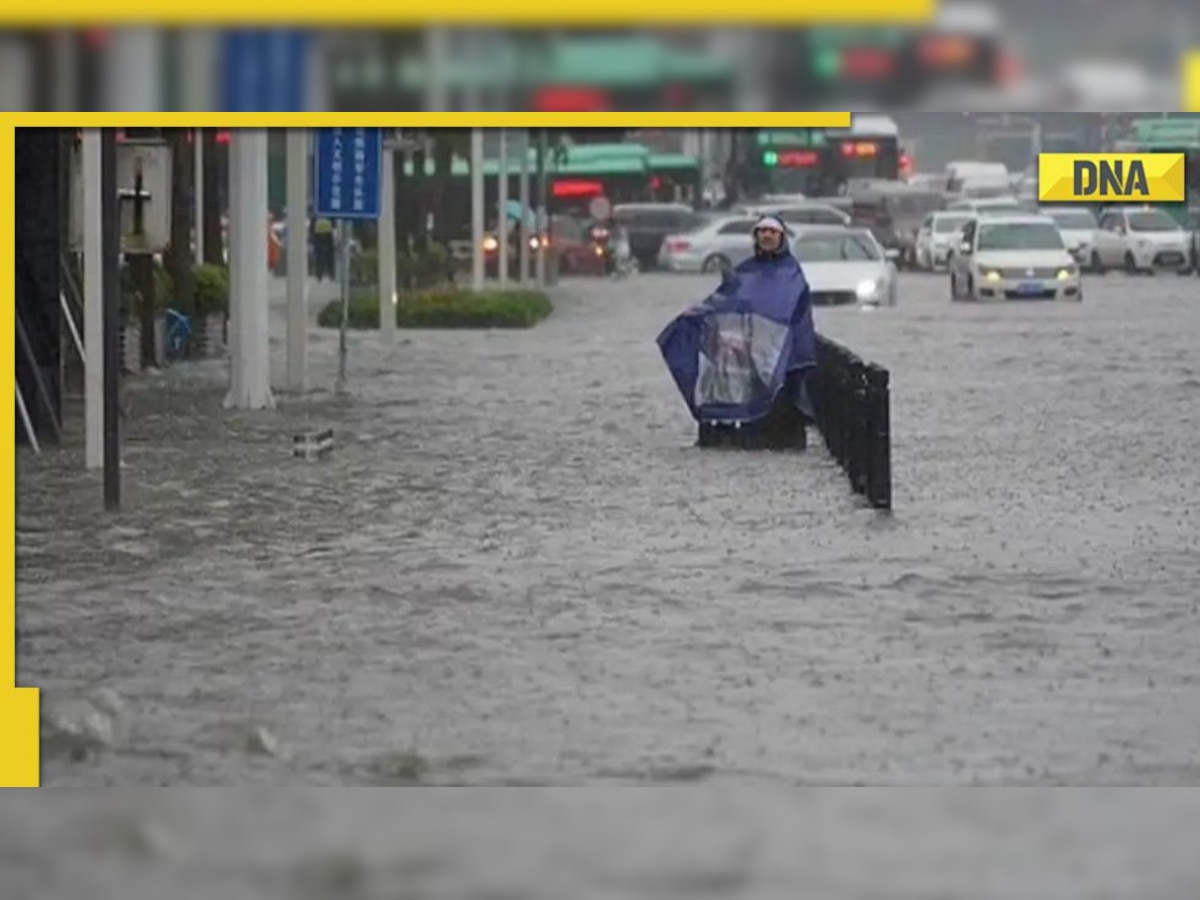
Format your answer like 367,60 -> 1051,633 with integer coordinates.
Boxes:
657,214 -> 763,274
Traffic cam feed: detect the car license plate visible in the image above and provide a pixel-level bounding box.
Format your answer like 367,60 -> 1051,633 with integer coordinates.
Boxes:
1017,281 -> 1043,294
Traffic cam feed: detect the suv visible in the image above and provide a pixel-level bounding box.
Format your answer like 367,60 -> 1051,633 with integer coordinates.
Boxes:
612,203 -> 705,271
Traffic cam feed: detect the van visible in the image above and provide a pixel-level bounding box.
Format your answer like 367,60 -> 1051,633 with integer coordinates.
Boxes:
945,161 -> 1010,197
846,183 -> 946,267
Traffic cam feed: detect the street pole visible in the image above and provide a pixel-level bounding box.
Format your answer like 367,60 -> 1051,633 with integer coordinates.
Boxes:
518,129 -> 530,283
498,128 -> 508,286
536,128 -> 548,288
100,128 -> 121,510
378,136 -> 397,345
336,222 -> 350,394
285,128 -> 308,390
82,129 -> 103,470
470,127 -> 485,292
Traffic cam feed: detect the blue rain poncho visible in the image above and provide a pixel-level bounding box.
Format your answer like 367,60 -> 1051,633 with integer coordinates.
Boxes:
657,243 -> 816,424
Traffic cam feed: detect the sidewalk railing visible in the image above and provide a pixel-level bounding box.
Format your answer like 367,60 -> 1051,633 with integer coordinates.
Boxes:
807,334 -> 892,511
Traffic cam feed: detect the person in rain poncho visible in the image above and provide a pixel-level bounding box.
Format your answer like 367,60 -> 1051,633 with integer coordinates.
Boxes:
657,215 -> 817,425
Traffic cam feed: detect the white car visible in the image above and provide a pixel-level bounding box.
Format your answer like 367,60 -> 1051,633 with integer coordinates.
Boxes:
1041,206 -> 1098,266
657,213 -> 762,273
787,226 -> 899,307
1090,206 -> 1192,275
915,211 -> 974,271
946,195 -> 1024,215
948,214 -> 1081,302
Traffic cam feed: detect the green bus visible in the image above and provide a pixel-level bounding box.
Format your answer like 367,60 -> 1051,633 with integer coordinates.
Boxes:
396,142 -> 701,227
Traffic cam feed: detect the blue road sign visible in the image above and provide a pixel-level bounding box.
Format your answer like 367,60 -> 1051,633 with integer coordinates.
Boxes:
313,128 -> 384,220
218,29 -> 310,112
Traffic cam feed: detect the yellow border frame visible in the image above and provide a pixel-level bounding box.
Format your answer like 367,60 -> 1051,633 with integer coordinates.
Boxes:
1,111 -> 853,787
2,1 -> 934,25
0,119 -> 37,788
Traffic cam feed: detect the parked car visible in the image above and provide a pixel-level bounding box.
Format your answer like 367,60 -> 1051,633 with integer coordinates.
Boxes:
914,211 -> 974,271
845,182 -> 946,268
948,214 -> 1081,302
946,196 -> 1023,215
613,203 -> 706,271
657,213 -> 762,273
738,201 -> 851,228
1090,206 -> 1192,275
1041,206 -> 1099,266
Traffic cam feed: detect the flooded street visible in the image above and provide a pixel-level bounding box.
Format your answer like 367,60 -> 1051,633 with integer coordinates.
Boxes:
15,270 -> 1200,788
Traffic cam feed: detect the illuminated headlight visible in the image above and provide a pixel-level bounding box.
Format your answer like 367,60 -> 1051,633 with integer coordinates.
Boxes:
529,236 -> 540,249
482,236 -> 499,252
983,269 -> 1002,282
1056,267 -> 1077,281
856,278 -> 882,300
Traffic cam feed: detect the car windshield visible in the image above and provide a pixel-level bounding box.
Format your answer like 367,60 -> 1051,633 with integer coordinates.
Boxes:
933,216 -> 970,233
1127,211 -> 1179,232
795,234 -> 880,261
1047,210 -> 1097,229
976,222 -> 1065,251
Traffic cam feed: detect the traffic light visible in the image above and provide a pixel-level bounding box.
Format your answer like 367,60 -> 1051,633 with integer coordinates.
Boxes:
762,150 -> 779,166
812,48 -> 842,80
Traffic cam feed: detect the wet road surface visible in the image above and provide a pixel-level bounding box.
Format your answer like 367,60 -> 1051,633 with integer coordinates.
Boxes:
15,270 -> 1200,787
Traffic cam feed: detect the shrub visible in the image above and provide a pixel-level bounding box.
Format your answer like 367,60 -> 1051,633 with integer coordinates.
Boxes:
119,258 -> 175,319
317,288 -> 552,330
193,264 -> 230,317
350,244 -> 452,291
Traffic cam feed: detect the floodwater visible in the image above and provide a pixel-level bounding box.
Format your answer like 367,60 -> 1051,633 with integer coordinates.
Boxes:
15,270 -> 1200,790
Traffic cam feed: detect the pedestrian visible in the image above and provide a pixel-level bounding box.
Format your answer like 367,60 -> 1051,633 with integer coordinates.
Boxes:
314,217 -> 336,281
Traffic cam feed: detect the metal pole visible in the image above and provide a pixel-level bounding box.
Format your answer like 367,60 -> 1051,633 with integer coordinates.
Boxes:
101,127 -> 121,511
470,128 -> 485,291
536,128 -> 548,288
194,130 -> 204,265
498,128 -> 508,286
336,221 -> 350,393
378,138 -> 397,345
15,385 -> 40,455
285,128 -> 309,389
518,130 -> 530,283
82,128 -> 104,470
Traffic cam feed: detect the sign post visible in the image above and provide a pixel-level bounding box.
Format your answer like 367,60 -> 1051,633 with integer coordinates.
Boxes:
313,127 -> 383,395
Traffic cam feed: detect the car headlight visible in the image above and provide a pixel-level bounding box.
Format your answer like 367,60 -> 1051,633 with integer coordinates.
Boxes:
856,278 -> 882,300
1056,267 -> 1077,280
482,236 -> 499,252
983,269 -> 1002,282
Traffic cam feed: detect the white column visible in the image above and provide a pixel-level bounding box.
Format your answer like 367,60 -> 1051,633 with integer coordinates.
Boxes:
424,27 -> 449,111
518,130 -> 530,283
497,129 -> 508,286
470,128 -> 485,292
103,27 -> 162,111
224,129 -> 275,410
285,128 -> 309,390
378,142 -> 397,345
82,130 -> 104,470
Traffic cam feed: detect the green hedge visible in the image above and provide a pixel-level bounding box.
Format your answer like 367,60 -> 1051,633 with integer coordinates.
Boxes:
351,244 -> 451,290
318,288 -> 553,330
119,259 -> 229,320
193,264 -> 230,317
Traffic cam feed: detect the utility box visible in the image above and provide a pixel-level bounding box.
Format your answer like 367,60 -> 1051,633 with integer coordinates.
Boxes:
69,138 -> 173,255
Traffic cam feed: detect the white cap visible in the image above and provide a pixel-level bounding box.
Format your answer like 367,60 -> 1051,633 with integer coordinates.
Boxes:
753,216 -> 786,233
